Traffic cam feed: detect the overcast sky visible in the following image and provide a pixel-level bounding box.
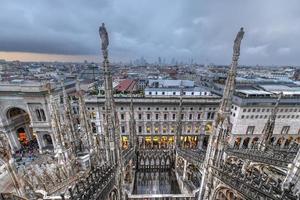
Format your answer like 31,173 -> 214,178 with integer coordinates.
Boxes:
1,0 -> 300,65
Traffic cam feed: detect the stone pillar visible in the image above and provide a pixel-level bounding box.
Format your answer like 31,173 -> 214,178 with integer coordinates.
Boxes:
198,135 -> 204,150
7,130 -> 20,152
35,132 -> 43,153
239,138 -> 244,149
183,159 -> 187,180
281,138 -> 286,149
248,138 -> 253,149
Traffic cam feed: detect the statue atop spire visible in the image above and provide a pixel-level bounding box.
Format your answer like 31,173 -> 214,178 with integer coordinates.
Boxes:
99,23 -> 109,59
200,27 -> 245,199
233,27 -> 244,56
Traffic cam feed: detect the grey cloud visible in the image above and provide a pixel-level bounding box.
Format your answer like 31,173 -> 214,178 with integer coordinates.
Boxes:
0,0 -> 300,65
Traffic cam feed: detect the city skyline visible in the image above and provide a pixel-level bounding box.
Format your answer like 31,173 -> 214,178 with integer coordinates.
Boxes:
1,0 -> 300,65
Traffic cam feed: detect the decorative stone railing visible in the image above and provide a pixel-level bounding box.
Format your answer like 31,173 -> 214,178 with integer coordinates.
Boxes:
213,162 -> 299,200
0,193 -> 27,200
225,147 -> 295,168
63,165 -> 117,200
176,148 -> 206,167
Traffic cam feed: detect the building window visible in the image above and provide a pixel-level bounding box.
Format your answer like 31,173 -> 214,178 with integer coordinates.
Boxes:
164,107 -> 167,110
173,113 -> 176,120
162,92 -> 165,95
138,113 -> 142,120
211,112 -> 215,119
40,109 -> 46,121
207,112 -> 211,119
121,113 -> 125,120
241,115 -> 244,119
138,126 -> 142,133
164,114 -> 168,120
181,114 -> 184,120
121,107 -> 124,110
246,126 -> 255,135
195,127 -> 199,133
187,127 -> 191,133
155,114 -> 159,120
146,127 -> 150,133
121,126 -> 125,133
36,109 -> 41,121
91,122 -> 97,133
198,113 -> 201,120
148,107 -> 151,110
189,114 -> 193,120
147,114 -> 151,120
156,107 -> 159,110
154,127 -> 159,133
171,127 -> 174,133
138,107 -> 141,110
281,126 -> 290,134
163,127 -> 167,133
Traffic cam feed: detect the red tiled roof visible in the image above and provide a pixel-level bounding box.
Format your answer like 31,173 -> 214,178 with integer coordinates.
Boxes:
115,79 -> 136,92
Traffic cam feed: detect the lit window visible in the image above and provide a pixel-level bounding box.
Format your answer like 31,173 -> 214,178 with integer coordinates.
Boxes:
163,127 -> 167,133
146,127 -> 151,133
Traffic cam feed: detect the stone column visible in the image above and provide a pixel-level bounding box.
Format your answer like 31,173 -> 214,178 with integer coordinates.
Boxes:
35,132 -> 43,153
239,138 -> 244,149
248,138 -> 253,149
8,130 -> 21,152
198,135 -> 204,150
183,159 -> 187,180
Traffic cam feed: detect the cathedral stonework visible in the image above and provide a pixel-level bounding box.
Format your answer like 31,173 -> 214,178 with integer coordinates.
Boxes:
0,25 -> 300,200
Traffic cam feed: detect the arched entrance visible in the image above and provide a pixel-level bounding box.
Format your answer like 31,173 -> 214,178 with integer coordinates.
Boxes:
6,107 -> 39,152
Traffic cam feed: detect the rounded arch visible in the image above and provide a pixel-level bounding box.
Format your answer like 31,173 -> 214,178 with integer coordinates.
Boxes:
276,137 -> 285,146
6,107 -> 27,120
233,137 -> 242,148
212,185 -> 244,200
242,137 -> 250,149
284,136 -> 293,148
270,136 -> 276,145
251,137 -> 259,148
109,188 -> 118,200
